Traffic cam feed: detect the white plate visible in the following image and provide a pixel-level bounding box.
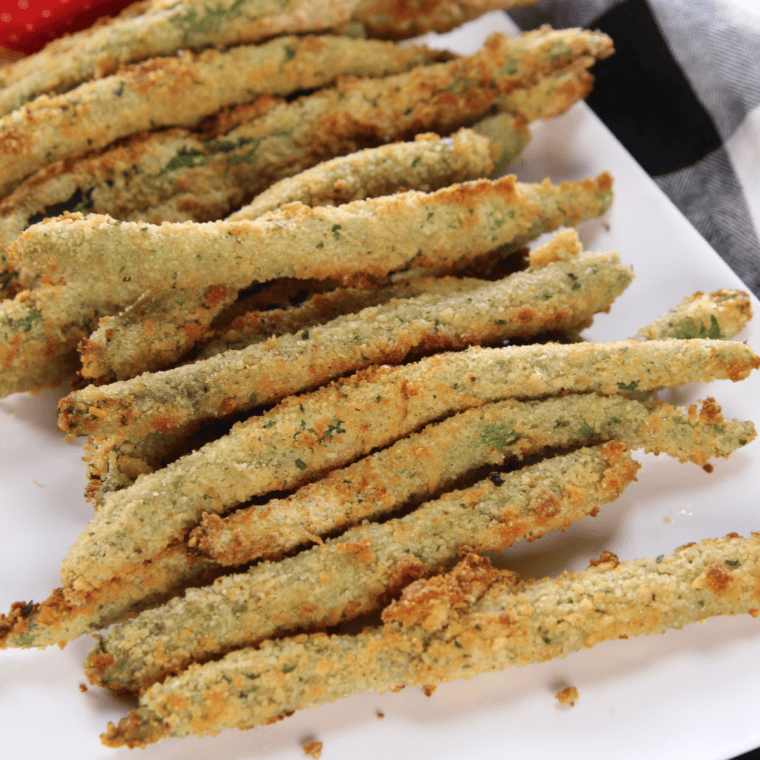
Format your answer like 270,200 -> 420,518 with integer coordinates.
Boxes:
1,13 -> 759,760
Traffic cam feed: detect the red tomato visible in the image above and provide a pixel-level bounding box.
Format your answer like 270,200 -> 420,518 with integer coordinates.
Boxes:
0,0 -> 138,55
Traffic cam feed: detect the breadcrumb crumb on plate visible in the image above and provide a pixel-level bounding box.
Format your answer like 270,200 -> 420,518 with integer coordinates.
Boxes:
555,685 -> 579,707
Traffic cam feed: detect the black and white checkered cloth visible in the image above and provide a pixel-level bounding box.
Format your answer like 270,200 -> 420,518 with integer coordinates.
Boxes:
509,0 -> 760,299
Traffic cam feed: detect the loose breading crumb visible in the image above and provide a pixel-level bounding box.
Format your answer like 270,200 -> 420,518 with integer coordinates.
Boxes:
303,740 -> 323,758
555,686 -> 578,707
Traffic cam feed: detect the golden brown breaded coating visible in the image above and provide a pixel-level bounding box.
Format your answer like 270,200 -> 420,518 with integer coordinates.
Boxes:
0,0 -> 543,115
86,443 -> 639,693
57,339 -> 759,601
0,27 -> 612,251
352,0 -> 537,39
0,36 -> 450,197
79,284 -> 238,383
191,394 -> 756,567
76,129 -> 499,384
82,429 -> 202,505
5,394 -> 752,651
196,275 -> 489,360
228,129 -> 496,221
0,281 -> 144,397
494,58 -> 596,122
635,289 -> 753,341
13,173 -> 614,291
0,0 -> 363,116
0,545 -> 223,650
102,533 -> 760,746
79,277 -> 486,504
60,249 -> 633,436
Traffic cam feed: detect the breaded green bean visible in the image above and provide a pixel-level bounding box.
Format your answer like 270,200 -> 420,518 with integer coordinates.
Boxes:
192,394 -> 756,566
0,0 -> 540,116
13,172 -> 614,291
228,128 -> 496,221
86,442 -> 639,692
636,289 -> 753,341
6,391 -> 751,650
57,338 -> 759,600
493,59 -> 595,122
353,0 -> 537,39
196,274 -> 490,359
102,532 -> 760,746
82,428 -> 209,505
79,284 -> 238,383
79,267 -> 525,506
60,249 -> 632,437
0,281 -> 144,397
0,37 -> 450,198
0,27 -> 611,251
0,0 -> 362,116
76,129 -> 499,383
0,545 -> 223,650
80,277 -> 485,504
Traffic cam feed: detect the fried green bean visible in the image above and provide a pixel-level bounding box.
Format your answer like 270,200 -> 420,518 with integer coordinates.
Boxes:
636,289 -> 753,341
5,391 -> 752,650
86,442 -> 639,692
0,0 -> 362,116
195,275 -> 495,361
228,128 -> 496,221
13,172 -> 614,292
0,0 -> 540,116
60,248 -> 632,437
0,37 -> 451,198
493,58 -> 595,123
79,284 -> 238,383
80,276 -> 487,503
0,281 -> 144,397
76,128 -> 499,383
57,338 -> 759,601
352,0 -> 538,39
0,27 -> 611,252
0,545 -> 223,650
102,532 -> 760,746
192,394 -> 756,566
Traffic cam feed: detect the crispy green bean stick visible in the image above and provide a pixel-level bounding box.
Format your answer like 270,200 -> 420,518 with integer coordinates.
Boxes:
4,391 -> 752,650
80,276 -> 488,504
0,0 -> 363,116
493,59 -> 595,123
13,172 -> 614,291
0,27 -> 611,252
102,532 -> 760,746
0,545 -> 223,650
636,289 -> 753,341
0,0 -> 540,116
352,0 -> 538,39
228,128 -> 496,221
196,274 -> 489,360
86,442 -> 639,692
75,128 -> 500,384
0,281 -> 144,397
78,284 -> 238,383
0,37 -> 450,198
60,249 -> 632,437
57,338 -> 759,600
192,394 -> 756,566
